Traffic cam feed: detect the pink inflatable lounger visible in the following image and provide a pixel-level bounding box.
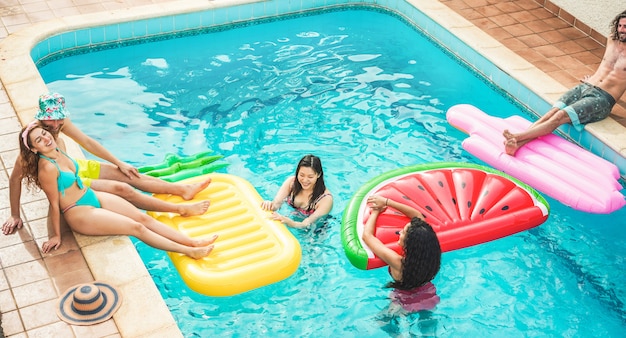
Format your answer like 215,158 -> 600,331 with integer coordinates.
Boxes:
446,104 -> 625,214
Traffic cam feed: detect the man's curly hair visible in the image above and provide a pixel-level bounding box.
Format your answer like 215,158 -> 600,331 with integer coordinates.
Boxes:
610,10 -> 626,41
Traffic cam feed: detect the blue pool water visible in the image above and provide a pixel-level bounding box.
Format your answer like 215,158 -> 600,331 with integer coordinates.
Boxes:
38,8 -> 626,337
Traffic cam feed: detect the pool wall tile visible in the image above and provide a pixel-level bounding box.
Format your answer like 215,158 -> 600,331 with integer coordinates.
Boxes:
389,0 -> 404,11
187,13 -> 203,30
159,16 -> 175,34
238,3 -> 254,19
146,17 -> 162,36
228,5 -> 241,22
60,32 -> 76,50
320,0 -> 333,6
276,0 -> 291,14
199,9 -> 214,26
75,29 -> 90,47
213,7 -> 229,25
47,35 -> 63,54
104,25 -> 120,41
173,13 -> 188,31
88,26 -> 104,45
301,0 -> 318,11
30,42 -> 46,61
223,6 -> 235,23
249,2 -> 262,17
119,22 -> 134,40
133,20 -> 148,38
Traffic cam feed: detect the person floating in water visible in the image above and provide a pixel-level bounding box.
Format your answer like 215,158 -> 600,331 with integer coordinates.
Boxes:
504,10 -> 626,156
261,154 -> 333,228
363,195 -> 441,291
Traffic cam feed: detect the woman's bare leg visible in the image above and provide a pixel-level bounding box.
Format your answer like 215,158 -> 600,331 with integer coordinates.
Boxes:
98,164 -> 211,200
89,179 -> 210,216
94,192 -> 217,247
64,193 -> 215,258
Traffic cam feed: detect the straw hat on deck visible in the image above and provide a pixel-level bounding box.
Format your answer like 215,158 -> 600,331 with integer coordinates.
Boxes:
56,281 -> 122,326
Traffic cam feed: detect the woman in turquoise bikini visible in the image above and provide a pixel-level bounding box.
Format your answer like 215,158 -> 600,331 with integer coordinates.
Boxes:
261,154 -> 333,228
19,122 -> 217,256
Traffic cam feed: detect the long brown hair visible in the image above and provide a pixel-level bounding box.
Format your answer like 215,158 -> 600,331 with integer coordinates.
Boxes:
610,10 -> 626,40
19,122 -> 44,190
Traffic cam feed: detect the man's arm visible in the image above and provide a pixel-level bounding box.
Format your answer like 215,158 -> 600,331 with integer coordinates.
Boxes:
61,118 -> 140,179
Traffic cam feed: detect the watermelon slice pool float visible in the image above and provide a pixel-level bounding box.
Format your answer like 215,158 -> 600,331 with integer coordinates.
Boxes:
341,162 -> 550,270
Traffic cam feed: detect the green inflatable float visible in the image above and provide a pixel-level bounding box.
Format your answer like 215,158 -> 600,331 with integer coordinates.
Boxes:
138,150 -> 229,182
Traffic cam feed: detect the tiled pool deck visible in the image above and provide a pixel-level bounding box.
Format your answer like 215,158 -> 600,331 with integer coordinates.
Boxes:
1,0 -> 625,336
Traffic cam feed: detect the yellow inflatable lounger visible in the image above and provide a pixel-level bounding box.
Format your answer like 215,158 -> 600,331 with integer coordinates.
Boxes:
147,173 -> 302,297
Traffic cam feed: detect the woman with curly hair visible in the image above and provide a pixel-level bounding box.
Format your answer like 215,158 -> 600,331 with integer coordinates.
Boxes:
362,195 -> 441,291
19,121 -> 217,256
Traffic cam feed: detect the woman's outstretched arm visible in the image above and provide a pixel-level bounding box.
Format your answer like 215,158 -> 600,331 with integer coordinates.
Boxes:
38,160 -> 63,253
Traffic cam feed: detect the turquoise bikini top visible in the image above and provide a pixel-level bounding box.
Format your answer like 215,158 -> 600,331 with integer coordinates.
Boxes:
39,148 -> 83,196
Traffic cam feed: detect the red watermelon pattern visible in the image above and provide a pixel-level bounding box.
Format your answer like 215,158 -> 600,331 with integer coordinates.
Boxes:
342,163 -> 550,270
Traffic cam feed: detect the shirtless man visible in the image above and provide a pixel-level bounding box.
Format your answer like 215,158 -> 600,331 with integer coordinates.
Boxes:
504,10 -> 626,156
2,92 -> 212,235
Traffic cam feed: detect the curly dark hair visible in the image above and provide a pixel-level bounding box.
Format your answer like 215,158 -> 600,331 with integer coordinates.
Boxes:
19,123 -> 44,190
610,10 -> 626,40
290,154 -> 327,212
386,217 -> 441,290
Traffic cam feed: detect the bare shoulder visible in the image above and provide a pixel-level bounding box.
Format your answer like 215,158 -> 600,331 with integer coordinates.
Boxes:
37,158 -> 58,179
38,157 -> 56,170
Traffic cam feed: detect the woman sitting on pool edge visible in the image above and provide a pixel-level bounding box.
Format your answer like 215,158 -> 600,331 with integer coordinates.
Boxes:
261,154 -> 333,228
20,121 -> 217,257
364,194 -> 441,290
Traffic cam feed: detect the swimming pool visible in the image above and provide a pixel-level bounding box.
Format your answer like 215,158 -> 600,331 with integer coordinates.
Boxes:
37,6 -> 626,337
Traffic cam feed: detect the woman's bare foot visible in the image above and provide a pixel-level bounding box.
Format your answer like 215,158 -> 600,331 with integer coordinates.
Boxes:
181,178 -> 212,200
188,245 -> 214,259
192,234 -> 218,247
178,200 -> 211,217
502,129 -> 515,142
504,137 -> 519,156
